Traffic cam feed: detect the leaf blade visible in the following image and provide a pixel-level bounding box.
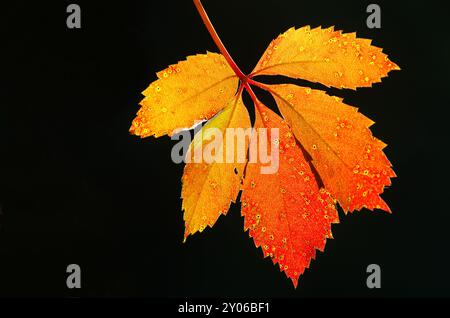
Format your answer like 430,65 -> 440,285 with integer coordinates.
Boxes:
241,101 -> 338,287
269,83 -> 395,212
182,94 -> 251,239
252,26 -> 399,89
130,52 -> 239,137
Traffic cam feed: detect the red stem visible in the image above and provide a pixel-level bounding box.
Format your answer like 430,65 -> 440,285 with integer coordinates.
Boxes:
193,0 -> 274,115
193,0 -> 246,81
247,79 -> 272,111
247,78 -> 267,90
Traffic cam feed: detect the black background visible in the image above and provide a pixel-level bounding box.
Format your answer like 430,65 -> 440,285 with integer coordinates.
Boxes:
1,0 -> 448,298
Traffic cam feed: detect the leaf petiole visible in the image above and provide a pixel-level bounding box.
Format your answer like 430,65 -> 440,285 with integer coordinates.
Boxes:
193,0 -> 246,82
193,1 -> 274,113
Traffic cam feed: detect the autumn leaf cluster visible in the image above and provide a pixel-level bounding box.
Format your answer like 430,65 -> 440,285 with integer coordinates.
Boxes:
130,23 -> 399,287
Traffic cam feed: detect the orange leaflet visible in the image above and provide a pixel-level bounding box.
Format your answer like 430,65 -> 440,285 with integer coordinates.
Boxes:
252,26 -> 400,89
130,52 -> 238,138
241,101 -> 338,287
268,84 -> 395,212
